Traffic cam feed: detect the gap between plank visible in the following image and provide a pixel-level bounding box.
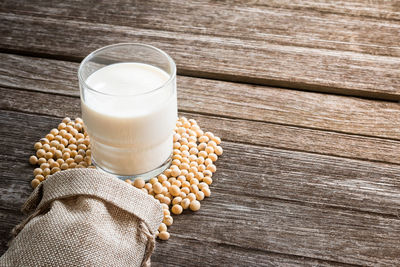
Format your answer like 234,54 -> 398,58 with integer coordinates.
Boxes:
170,234 -> 363,267
2,7 -> 400,57
215,184 -> 400,221
0,205 -> 362,266
2,86 -> 400,166
1,48 -> 399,103
2,71 -> 400,144
1,108 -> 400,220
271,5 -> 400,23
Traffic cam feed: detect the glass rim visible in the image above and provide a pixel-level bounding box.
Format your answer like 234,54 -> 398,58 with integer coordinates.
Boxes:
78,43 -> 176,97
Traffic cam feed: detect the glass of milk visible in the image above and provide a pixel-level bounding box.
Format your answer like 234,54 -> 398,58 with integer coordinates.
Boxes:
78,43 -> 177,180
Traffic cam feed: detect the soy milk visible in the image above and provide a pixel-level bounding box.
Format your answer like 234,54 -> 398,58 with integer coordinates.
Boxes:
81,63 -> 177,175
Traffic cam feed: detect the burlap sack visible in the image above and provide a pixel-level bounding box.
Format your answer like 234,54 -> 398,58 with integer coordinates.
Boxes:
0,168 -> 163,267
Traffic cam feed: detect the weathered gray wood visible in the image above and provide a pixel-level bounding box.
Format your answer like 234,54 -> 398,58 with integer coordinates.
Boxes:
1,53 -> 400,143
172,192 -> 399,266
2,0 -> 399,57
0,9 -> 399,100
2,85 -> 400,167
0,209 -> 351,267
153,236 -> 343,267
244,0 -> 400,21
1,153 -> 399,266
2,109 -> 400,218
1,1 -> 400,265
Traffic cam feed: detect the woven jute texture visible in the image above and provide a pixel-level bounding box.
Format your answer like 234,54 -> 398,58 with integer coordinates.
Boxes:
0,168 -> 163,267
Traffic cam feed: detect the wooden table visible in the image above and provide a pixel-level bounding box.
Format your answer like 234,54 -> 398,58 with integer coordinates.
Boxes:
1,1 -> 400,266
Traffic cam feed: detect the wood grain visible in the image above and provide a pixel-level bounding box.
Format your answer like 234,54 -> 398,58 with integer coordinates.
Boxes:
171,191 -> 399,266
153,236 -> 342,267
0,9 -> 399,100
1,110 -> 399,265
0,209 -> 353,267
1,53 -> 400,143
2,85 -> 400,167
0,161 -> 400,265
2,109 -> 400,218
1,2 -> 400,265
2,0 -> 400,57
242,0 -> 400,21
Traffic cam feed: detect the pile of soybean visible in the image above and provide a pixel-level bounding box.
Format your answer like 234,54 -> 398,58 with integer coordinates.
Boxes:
29,117 -> 93,188
29,117 -> 222,241
127,116 -> 222,240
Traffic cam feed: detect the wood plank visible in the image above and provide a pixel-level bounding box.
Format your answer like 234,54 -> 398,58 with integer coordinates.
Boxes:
1,53 -> 400,142
1,0 -> 399,57
153,236 -> 342,267
247,1 -> 400,21
0,11 -> 399,100
2,85 -> 400,167
171,191 -> 400,266
1,110 -> 400,265
0,210 -> 351,267
1,144 -> 399,266
0,209 -> 21,255
2,109 -> 400,217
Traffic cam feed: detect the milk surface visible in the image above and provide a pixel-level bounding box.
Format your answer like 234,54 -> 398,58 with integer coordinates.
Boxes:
81,63 -> 177,175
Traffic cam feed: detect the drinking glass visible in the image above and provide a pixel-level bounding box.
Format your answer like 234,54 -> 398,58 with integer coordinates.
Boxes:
78,43 -> 177,180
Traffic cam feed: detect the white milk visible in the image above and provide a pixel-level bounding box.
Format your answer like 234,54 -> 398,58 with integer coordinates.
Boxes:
81,62 -> 177,176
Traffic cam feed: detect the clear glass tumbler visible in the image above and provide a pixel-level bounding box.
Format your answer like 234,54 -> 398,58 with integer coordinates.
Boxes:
78,43 -> 177,180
